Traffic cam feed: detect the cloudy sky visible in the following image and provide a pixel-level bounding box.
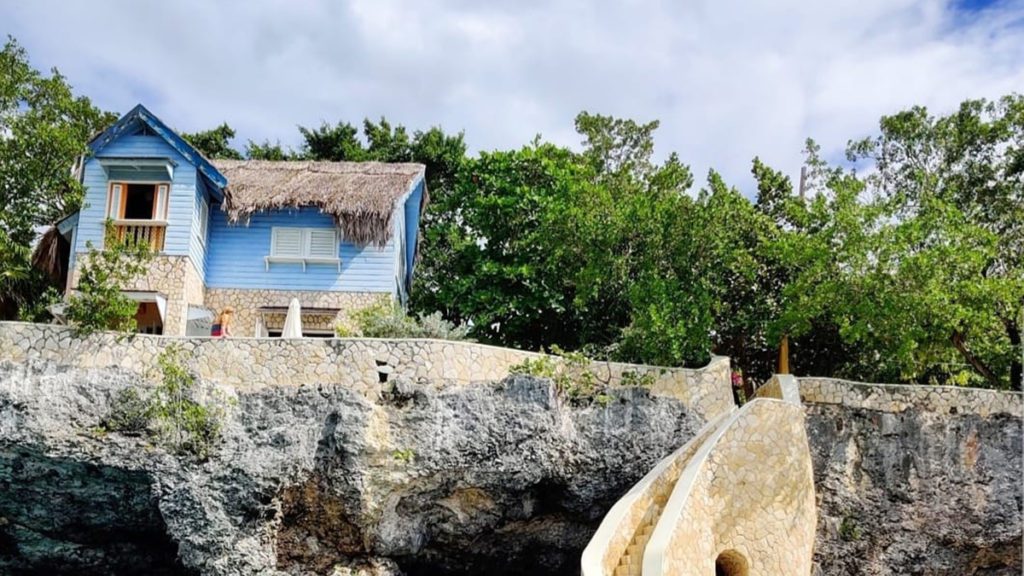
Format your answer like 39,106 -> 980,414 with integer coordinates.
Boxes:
4,0 -> 1023,192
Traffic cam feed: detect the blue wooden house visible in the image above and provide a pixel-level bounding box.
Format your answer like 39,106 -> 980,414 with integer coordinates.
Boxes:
56,105 -> 427,336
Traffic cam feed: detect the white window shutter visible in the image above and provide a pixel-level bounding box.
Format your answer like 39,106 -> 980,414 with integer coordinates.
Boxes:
155,184 -> 169,219
308,229 -> 336,258
108,184 -> 123,219
272,228 -> 303,257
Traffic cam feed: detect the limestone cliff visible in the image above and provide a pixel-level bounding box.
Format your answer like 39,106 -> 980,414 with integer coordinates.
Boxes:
0,360 -> 705,575
806,399 -> 1023,575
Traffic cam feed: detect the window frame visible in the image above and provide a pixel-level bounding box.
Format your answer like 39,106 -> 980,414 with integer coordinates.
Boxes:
266,227 -> 340,271
196,195 -> 209,245
106,181 -> 170,222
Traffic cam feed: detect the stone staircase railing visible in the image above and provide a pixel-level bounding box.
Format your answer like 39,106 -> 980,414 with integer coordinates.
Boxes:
582,375 -> 817,575
580,411 -> 733,576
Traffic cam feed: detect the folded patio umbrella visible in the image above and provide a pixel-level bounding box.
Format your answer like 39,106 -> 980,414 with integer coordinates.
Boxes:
282,298 -> 303,338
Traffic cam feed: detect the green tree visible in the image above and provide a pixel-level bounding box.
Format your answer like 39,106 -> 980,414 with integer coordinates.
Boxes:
420,143 -> 588,349
843,97 -> 1023,388
0,37 -> 115,318
65,223 -> 154,335
245,139 -> 297,160
180,123 -> 243,159
774,126 -> 1021,388
298,121 -> 368,161
363,117 -> 412,161
0,37 -> 116,246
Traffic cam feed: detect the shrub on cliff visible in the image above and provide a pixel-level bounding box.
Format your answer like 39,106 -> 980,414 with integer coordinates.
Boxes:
65,221 -> 153,336
338,302 -> 472,341
103,345 -> 223,460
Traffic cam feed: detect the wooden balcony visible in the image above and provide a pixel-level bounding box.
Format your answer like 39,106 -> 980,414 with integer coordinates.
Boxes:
113,220 -> 167,251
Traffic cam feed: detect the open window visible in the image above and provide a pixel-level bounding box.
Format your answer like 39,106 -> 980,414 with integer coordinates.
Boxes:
106,182 -> 169,250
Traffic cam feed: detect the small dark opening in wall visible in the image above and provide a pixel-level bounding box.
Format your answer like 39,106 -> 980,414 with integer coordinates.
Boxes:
715,549 -> 749,576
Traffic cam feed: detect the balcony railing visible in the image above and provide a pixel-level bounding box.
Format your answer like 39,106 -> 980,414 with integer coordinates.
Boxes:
113,220 -> 167,251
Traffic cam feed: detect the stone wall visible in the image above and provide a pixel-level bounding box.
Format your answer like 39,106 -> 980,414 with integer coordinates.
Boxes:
204,288 -> 390,336
643,399 -> 818,575
798,376 -> 1023,575
0,322 -> 734,420
71,254 -> 205,337
798,377 -> 1022,417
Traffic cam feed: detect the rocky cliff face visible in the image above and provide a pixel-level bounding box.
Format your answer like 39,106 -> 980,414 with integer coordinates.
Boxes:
0,361 -> 704,575
806,403 -> 1023,575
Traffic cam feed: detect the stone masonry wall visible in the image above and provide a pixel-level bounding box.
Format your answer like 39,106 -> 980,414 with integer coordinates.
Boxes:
644,399 -> 817,575
71,254 -> 204,337
203,288 -> 390,336
0,322 -> 734,420
798,377 -> 1022,417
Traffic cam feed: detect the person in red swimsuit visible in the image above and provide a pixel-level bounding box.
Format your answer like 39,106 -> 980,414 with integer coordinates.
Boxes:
210,306 -> 235,338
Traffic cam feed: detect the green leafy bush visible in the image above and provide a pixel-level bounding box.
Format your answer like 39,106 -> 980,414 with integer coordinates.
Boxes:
338,302 -> 472,340
17,286 -> 62,323
102,387 -> 152,436
103,345 -> 223,460
65,222 -> 153,336
839,516 -> 862,542
510,346 -> 605,402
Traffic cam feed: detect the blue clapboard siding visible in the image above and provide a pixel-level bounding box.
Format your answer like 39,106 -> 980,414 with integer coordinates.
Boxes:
403,180 -> 425,285
190,178 -> 212,277
74,135 -> 199,275
205,206 -> 397,293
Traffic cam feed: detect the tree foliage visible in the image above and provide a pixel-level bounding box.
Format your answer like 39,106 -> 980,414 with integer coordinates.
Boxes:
65,223 -> 154,335
0,37 -> 116,318
0,38 -> 116,244
180,123 -> 243,159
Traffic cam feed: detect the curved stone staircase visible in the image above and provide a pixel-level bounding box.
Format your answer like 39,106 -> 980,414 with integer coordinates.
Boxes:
582,375 -> 816,576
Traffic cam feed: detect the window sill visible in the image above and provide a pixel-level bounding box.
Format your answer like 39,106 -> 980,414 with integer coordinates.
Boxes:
264,255 -> 341,272
113,219 -> 168,226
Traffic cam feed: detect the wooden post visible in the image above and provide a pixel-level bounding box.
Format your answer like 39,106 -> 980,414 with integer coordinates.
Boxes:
798,166 -> 807,202
779,334 -> 790,374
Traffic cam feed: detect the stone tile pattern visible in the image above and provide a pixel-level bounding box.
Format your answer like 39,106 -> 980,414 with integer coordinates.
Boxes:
643,399 -> 817,576
0,323 -> 734,419
754,374 -> 801,405
581,413 -> 730,576
71,254 -> 204,337
798,377 -> 1023,418
204,288 -> 389,336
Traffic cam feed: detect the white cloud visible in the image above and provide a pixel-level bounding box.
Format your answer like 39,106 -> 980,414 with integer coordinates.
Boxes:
4,0 -> 1022,192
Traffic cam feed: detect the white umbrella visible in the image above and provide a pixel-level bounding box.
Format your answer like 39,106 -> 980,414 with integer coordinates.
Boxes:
282,298 -> 303,338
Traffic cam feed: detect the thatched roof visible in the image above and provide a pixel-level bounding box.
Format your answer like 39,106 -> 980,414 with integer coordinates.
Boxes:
214,160 -> 427,247
31,225 -> 71,286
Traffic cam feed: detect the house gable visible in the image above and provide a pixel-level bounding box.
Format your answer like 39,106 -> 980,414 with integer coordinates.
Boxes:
73,105 -> 223,287
89,104 -> 227,195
